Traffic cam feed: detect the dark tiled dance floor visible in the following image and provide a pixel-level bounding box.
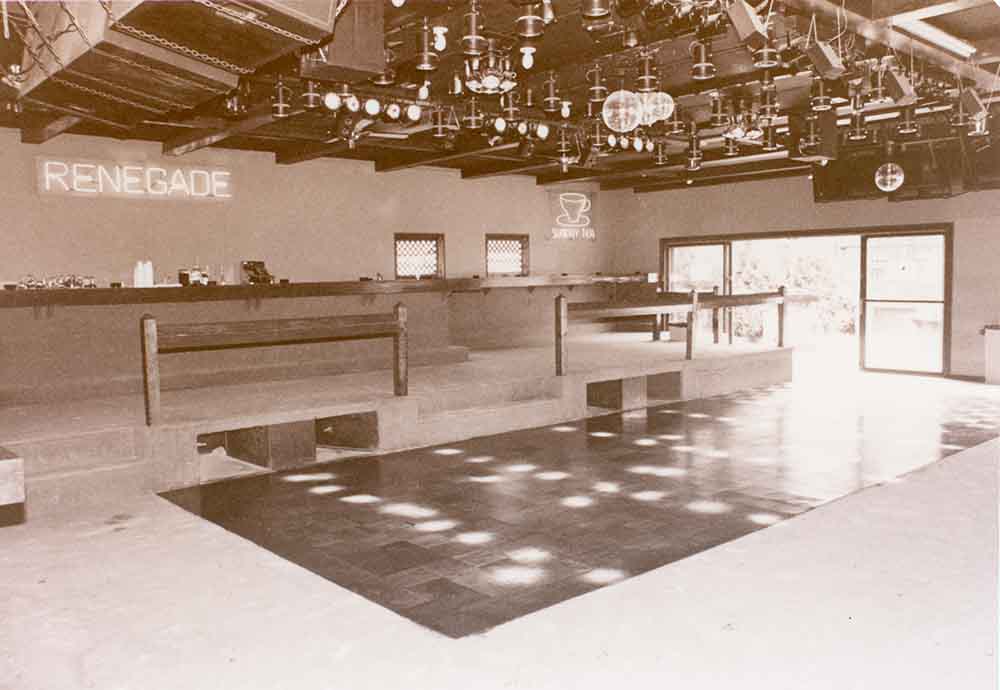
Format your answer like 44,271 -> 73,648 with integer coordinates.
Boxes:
163,378 -> 999,638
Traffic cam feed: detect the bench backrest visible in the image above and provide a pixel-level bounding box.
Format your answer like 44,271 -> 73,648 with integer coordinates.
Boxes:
156,314 -> 402,353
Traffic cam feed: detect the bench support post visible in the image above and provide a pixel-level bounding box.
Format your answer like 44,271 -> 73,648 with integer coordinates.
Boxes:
555,294 -> 568,376
685,289 -> 698,360
393,303 -> 408,396
712,285 -> 720,345
140,314 -> 161,426
777,285 -> 786,348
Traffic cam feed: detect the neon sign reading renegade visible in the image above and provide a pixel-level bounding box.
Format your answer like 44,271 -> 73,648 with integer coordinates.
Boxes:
36,158 -> 233,200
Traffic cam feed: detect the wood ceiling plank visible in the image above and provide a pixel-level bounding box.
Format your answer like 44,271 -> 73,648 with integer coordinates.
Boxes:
20,114 -> 83,144
374,141 -> 521,172
163,105 -> 300,157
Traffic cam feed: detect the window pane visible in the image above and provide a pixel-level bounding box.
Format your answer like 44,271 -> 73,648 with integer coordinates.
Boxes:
865,235 -> 944,301
487,237 -> 526,275
864,301 -> 943,372
668,244 -> 725,292
396,238 -> 439,278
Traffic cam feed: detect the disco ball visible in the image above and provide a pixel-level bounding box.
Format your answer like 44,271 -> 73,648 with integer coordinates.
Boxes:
602,89 -> 643,133
874,162 -> 905,193
639,91 -> 675,126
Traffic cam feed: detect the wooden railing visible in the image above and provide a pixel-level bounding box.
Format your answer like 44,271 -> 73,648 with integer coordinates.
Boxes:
140,305 -> 408,425
555,287 -> 786,376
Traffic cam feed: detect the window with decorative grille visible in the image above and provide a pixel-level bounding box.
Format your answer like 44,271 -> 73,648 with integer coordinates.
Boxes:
486,234 -> 529,276
394,234 -> 445,279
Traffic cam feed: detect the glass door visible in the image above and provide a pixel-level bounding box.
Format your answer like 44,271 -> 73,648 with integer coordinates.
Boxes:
665,243 -> 730,340
860,233 -> 948,374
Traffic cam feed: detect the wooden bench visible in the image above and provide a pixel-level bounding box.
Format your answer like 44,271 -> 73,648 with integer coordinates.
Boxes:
555,288 -> 786,375
140,305 -> 408,426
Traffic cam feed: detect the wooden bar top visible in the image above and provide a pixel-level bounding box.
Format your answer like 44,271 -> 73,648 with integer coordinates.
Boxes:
0,274 -> 650,309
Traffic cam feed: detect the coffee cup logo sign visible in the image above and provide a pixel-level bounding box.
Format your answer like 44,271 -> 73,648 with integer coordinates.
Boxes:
36,157 -> 233,201
549,190 -> 596,240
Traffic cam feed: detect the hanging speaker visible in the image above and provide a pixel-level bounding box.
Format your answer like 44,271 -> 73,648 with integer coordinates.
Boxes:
805,41 -> 846,80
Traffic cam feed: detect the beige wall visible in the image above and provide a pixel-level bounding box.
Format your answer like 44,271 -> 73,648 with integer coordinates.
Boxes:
612,177 -> 1000,378
1,129 -> 624,285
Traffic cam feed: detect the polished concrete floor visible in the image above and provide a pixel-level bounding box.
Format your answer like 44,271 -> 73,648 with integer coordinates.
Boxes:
163,374 -> 1000,637
2,371 -> 998,690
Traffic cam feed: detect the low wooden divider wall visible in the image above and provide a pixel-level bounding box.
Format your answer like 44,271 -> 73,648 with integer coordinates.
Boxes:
554,287 -> 786,376
140,305 -> 408,425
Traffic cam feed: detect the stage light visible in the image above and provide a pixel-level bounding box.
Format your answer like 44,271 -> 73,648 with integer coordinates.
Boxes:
492,116 -> 507,134
541,0 -> 555,24
417,81 -> 430,100
632,135 -> 644,153
896,106 -> 919,136
534,121 -> 551,140
619,134 -> 630,150
542,70 -> 560,113
450,72 -> 464,96
322,91 -> 342,111
432,25 -> 448,51
463,0 -> 487,56
405,103 -> 422,122
391,0 -> 405,6
415,18 -> 439,72
587,63 -> 608,103
520,45 -> 536,69
384,102 -> 402,120
272,77 -> 292,117
810,77 -> 833,111
690,40 -> 716,80
344,94 -> 360,113
607,132 -> 618,148
581,0 -> 612,18
363,97 -> 381,117
517,120 -> 530,137
301,80 -> 320,109
516,4 -> 545,38
560,100 -> 571,119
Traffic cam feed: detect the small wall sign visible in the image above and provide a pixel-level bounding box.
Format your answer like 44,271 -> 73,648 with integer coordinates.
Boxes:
548,190 -> 596,240
36,157 -> 233,201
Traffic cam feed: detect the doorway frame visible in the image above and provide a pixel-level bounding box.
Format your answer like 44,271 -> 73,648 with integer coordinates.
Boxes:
660,223 -> 954,376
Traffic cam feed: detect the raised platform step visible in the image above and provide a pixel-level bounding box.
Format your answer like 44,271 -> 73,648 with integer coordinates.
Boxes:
416,377 -> 557,417
415,397 -> 566,447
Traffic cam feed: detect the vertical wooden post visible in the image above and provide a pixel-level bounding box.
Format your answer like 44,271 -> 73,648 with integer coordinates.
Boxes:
140,314 -> 161,426
393,303 -> 408,396
777,286 -> 786,348
555,294 -> 568,376
712,285 -> 720,344
685,289 -> 698,360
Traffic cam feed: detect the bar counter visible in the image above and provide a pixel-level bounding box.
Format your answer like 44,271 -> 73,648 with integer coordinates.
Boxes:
0,274 -> 650,309
1,274 -> 649,407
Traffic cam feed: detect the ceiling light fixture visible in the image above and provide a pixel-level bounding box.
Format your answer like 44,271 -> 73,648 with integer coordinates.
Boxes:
690,40 -> 716,81
301,80 -> 320,109
272,77 -> 291,118
516,3 -> 545,38
686,123 -> 702,171
602,87 -> 643,133
416,18 -> 439,72
875,142 -> 905,192
587,63 -> 608,103
432,24 -> 448,52
520,44 -> 537,69
463,0 -> 487,56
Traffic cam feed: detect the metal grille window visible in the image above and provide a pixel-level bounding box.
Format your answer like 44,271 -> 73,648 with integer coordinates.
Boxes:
486,234 -> 529,276
395,234 -> 445,279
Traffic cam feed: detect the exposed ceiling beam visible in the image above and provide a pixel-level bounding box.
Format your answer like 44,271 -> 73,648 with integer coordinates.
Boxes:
20,97 -> 131,131
375,141 -> 521,173
873,0 -> 993,21
461,161 -> 559,179
20,114 -> 82,144
608,158 -> 808,191
276,139 -> 348,165
780,0 -> 997,90
633,165 -> 812,193
163,105 -> 299,157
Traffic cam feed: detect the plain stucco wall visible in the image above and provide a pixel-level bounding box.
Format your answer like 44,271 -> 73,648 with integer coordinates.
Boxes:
611,176 -> 1000,378
1,129 -> 625,284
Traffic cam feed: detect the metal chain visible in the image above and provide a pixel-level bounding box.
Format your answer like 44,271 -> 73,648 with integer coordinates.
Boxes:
16,0 -> 67,71
112,21 -> 255,75
51,76 -> 167,114
64,68 -> 190,111
192,0 -> 319,46
91,46 -> 229,95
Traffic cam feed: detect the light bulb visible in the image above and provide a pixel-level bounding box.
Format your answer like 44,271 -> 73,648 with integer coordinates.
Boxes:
432,26 -> 448,51
363,98 -> 381,117
521,46 -> 536,70
385,103 -> 402,120
417,82 -> 430,100
323,92 -> 342,111
645,138 -> 655,153
633,136 -> 644,153
606,133 -> 617,147
560,100 -> 571,119
494,116 -> 507,134
391,0 -> 405,7
344,95 -> 360,113
517,121 -> 529,137
406,103 -> 423,122
534,122 -> 550,140
620,135 -> 630,149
